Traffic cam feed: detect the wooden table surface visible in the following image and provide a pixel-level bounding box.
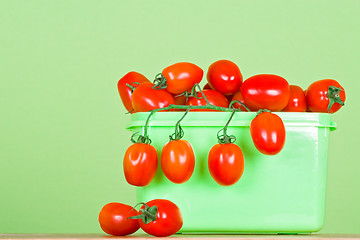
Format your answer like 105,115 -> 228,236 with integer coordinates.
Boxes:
0,234 -> 360,240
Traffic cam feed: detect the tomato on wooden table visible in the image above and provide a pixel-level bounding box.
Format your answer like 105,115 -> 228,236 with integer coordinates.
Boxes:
250,111 -> 286,155
306,79 -> 345,113
241,74 -> 290,111
282,85 -> 307,112
131,199 -> 183,237
207,60 -> 243,96
161,139 -> 195,184
123,143 -> 158,186
131,82 -> 175,112
161,62 -> 203,95
186,89 -> 229,110
208,143 -> 244,186
98,202 -> 140,236
117,71 -> 150,113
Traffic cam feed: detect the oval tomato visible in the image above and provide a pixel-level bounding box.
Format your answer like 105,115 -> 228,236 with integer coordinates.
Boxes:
131,82 -> 175,112
162,62 -> 203,95
208,143 -> 244,186
117,72 -> 150,113
137,199 -> 183,237
123,143 -> 158,186
306,79 -> 345,113
187,89 -> 229,111
250,112 -> 285,155
207,60 -> 243,95
241,74 -> 290,111
282,85 -> 307,112
98,202 -> 140,236
161,140 -> 195,184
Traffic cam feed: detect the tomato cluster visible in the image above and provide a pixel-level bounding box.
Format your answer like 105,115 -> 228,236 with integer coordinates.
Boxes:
117,60 -> 345,114
113,60 -> 346,236
99,199 -> 183,237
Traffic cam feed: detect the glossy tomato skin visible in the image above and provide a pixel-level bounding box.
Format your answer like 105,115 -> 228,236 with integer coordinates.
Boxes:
123,143 -> 158,186
161,140 -> 195,184
187,89 -> 229,111
207,60 -> 243,96
99,202 -> 140,236
241,74 -> 290,111
139,199 -> 183,237
208,143 -> 244,186
282,85 -> 307,112
250,112 -> 286,155
306,79 -> 345,113
117,72 -> 150,113
131,82 -> 175,112
162,62 -> 204,95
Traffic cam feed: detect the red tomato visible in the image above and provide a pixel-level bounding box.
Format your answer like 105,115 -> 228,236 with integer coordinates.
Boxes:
282,85 -> 307,112
208,143 -> 244,186
123,143 -> 158,186
117,72 -> 150,113
138,199 -> 183,237
187,89 -> 229,111
131,82 -> 175,112
161,140 -> 195,184
231,90 -> 251,111
162,62 -> 203,95
306,79 -> 345,113
98,202 -> 140,236
241,74 -> 290,111
207,60 -> 243,95
250,112 -> 286,155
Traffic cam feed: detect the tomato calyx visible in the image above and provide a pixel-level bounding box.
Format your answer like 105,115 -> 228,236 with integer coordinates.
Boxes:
217,110 -> 237,144
152,73 -> 168,90
327,85 -> 345,113
256,109 -> 271,116
128,203 -> 158,224
131,132 -> 152,144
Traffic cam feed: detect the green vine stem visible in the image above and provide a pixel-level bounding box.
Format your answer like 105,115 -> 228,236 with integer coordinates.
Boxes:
229,100 -> 251,112
217,110 -> 237,144
152,73 -> 168,90
169,107 -> 191,141
131,84 -> 252,144
327,85 -> 345,112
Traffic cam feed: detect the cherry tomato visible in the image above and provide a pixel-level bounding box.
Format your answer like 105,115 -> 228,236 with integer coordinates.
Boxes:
117,72 -> 150,113
137,199 -> 183,237
306,79 -> 345,113
187,89 -> 229,111
123,143 -> 158,186
231,90 -> 251,111
207,60 -> 243,95
131,82 -> 175,112
162,62 -> 203,95
161,140 -> 195,184
98,202 -> 140,236
282,85 -> 307,112
241,74 -> 290,111
208,143 -> 244,186
250,112 -> 286,155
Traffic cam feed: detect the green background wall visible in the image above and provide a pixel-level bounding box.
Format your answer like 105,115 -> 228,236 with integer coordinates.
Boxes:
1,0 -> 359,234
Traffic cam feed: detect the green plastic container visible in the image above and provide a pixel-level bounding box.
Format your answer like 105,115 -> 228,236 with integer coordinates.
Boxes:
126,112 -> 336,234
